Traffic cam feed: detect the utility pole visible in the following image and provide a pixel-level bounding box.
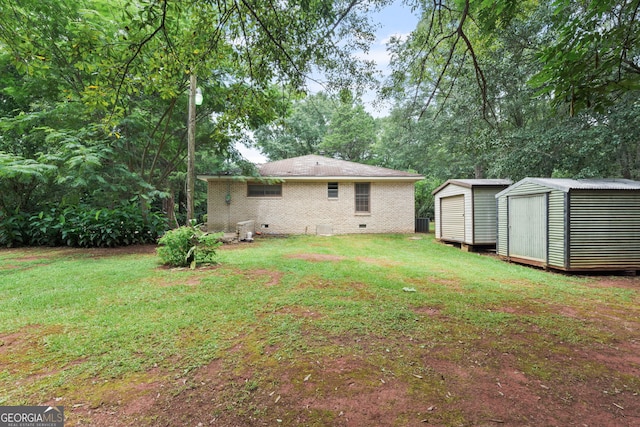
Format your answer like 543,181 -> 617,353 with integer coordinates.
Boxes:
186,73 -> 197,224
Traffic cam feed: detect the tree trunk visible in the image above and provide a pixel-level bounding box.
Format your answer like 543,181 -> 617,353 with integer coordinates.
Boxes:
164,192 -> 179,229
474,163 -> 484,179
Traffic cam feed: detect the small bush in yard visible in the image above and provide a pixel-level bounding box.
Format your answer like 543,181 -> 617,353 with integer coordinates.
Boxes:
157,225 -> 223,268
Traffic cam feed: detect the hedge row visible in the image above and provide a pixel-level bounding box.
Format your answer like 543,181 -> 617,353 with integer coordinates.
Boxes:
0,203 -> 167,248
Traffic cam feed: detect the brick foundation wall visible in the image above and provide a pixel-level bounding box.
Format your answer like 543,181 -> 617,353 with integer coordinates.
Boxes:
206,180 -> 416,235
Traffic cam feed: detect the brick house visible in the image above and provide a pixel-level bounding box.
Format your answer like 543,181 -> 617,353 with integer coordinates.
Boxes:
198,154 -> 424,235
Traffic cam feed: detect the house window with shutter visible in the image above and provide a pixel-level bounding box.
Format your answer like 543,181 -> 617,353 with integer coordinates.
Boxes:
355,183 -> 370,213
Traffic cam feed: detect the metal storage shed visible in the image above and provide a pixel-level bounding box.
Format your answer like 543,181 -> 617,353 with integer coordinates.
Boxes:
496,178 -> 640,271
433,179 -> 511,249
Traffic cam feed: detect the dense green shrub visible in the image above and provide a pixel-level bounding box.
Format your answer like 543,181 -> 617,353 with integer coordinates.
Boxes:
0,203 -> 167,248
157,225 -> 223,268
0,211 -> 30,247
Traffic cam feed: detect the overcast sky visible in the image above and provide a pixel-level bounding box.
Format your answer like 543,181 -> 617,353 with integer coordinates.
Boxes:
237,0 -> 419,163
362,0 -> 419,117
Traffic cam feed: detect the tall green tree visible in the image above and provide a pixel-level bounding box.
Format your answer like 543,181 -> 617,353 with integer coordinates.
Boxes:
320,91 -> 377,162
254,92 -> 334,161
386,0 -> 525,121
390,0 -> 639,117
531,0 -> 640,115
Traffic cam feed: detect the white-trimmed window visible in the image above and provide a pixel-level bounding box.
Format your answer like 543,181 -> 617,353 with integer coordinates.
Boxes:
247,183 -> 282,197
328,182 -> 339,198
355,182 -> 370,213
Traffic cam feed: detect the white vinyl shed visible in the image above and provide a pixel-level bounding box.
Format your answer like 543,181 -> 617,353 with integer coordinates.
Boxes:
432,179 -> 511,248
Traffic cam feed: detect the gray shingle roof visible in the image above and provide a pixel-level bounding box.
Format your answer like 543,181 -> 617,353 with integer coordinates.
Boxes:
257,155 -> 423,180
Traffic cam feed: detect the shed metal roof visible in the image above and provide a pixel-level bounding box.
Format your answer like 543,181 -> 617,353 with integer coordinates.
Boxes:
496,178 -> 640,197
432,178 -> 512,195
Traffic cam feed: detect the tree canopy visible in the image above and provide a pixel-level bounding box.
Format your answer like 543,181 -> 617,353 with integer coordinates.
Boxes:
377,0 -> 640,215
0,0 -> 384,223
1,0 -> 639,234
387,0 -> 640,118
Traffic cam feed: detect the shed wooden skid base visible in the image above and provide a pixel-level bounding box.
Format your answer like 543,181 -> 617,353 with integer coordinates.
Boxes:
499,255 -> 640,274
461,243 -> 497,253
437,238 -> 497,253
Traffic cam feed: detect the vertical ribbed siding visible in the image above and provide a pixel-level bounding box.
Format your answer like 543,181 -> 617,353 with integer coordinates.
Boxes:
496,196 -> 508,256
569,191 -> 640,268
440,195 -> 466,242
547,191 -> 566,269
508,193 -> 548,262
473,188 -> 500,244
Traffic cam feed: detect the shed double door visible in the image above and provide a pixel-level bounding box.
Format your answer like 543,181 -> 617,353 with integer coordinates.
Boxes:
440,195 -> 465,242
508,194 -> 547,263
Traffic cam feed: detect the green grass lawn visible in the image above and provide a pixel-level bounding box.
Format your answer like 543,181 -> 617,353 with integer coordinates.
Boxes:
1,234 -> 639,426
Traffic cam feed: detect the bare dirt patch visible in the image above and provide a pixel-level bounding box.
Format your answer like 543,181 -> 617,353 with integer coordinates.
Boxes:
0,324 -> 64,358
243,269 -> 284,287
68,370 -> 169,427
81,244 -> 158,258
286,253 -> 347,262
585,274 -> 640,290
271,304 -> 322,319
1,244 -> 157,261
356,256 -> 403,268
411,306 -> 442,316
